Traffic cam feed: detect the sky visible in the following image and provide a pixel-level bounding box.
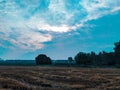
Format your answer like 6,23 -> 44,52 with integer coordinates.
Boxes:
0,0 -> 120,60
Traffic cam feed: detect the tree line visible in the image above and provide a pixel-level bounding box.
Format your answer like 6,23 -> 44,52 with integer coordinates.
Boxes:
35,40 -> 120,66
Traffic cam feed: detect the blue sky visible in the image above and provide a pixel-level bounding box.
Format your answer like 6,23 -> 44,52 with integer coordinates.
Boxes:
0,0 -> 120,60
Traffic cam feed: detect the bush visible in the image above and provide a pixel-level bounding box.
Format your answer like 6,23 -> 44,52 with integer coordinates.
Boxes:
35,54 -> 52,65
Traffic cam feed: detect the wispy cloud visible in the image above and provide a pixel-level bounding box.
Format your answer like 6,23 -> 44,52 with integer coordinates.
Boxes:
0,0 -> 120,52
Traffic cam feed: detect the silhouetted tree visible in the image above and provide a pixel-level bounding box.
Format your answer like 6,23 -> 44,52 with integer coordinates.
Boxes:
96,51 -> 116,66
114,41 -> 120,65
68,57 -> 73,62
101,51 -> 108,65
68,57 -> 74,65
90,51 -> 97,65
105,52 -> 116,65
74,50 -> 116,66
74,52 -> 91,65
35,54 -> 52,65
97,51 -> 105,65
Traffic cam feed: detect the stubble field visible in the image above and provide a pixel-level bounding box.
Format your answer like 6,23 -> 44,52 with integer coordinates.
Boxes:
0,66 -> 120,90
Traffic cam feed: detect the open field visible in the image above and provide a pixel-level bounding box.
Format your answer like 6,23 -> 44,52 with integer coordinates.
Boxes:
0,66 -> 120,90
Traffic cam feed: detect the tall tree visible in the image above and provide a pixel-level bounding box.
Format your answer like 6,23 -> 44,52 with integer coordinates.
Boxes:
90,51 -> 97,65
74,52 -> 91,65
114,41 -> 120,65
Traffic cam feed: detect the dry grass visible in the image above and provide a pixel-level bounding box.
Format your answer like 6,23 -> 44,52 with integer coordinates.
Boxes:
0,66 -> 120,90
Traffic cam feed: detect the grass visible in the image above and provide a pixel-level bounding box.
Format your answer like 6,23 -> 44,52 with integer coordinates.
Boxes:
0,66 -> 120,90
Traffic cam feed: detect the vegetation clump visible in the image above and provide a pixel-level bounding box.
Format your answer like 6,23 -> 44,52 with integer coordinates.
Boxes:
35,54 -> 52,65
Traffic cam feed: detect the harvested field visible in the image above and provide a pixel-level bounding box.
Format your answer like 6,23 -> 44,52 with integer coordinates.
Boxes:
0,66 -> 120,90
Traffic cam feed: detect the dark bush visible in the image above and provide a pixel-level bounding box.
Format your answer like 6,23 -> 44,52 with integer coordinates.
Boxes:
35,54 -> 52,65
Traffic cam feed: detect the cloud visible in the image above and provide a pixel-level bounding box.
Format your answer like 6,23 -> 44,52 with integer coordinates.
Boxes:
111,7 -> 120,12
28,0 -> 120,33
0,26 -> 52,50
0,0 -> 120,52
80,0 -> 120,22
